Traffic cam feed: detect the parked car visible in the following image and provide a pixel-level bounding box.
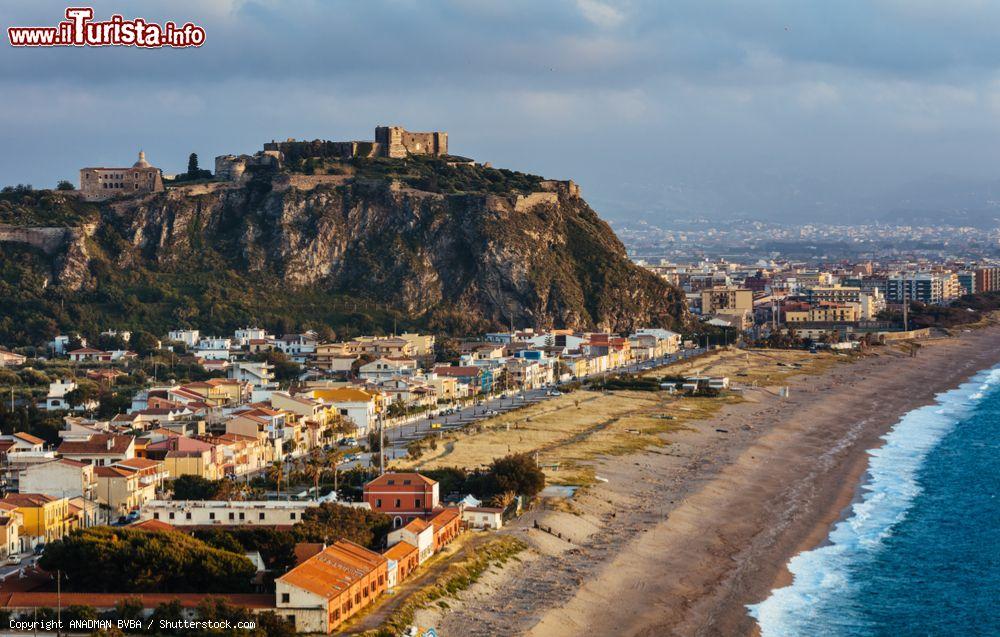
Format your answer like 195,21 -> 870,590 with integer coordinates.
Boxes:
6,555 -> 20,565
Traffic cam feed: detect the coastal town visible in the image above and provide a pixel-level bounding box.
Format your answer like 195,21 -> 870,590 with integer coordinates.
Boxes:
1,124 -> 999,635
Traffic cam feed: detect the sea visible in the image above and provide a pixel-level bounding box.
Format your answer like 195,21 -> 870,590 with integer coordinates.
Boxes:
748,364 -> 1000,637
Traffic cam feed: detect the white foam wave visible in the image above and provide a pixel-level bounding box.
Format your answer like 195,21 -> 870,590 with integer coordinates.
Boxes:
747,365 -> 1000,637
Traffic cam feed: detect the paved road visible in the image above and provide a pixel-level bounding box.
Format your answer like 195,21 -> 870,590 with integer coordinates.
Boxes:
340,348 -> 705,469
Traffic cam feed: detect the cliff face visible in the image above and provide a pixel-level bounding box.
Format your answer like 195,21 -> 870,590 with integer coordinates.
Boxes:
0,170 -> 688,342
92,177 -> 686,333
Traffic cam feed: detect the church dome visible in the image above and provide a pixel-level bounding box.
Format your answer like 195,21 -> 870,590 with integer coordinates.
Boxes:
132,150 -> 151,168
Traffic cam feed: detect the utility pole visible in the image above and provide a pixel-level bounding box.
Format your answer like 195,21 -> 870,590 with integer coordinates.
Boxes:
56,570 -> 61,637
378,412 -> 385,476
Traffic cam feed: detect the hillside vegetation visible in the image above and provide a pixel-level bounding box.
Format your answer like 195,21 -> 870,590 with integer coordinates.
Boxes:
0,159 -> 688,346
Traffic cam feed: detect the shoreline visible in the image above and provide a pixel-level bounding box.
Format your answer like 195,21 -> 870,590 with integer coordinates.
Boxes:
416,325 -> 1000,637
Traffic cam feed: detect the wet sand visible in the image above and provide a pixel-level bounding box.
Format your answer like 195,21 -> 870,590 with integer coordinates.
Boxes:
416,327 -> 1000,637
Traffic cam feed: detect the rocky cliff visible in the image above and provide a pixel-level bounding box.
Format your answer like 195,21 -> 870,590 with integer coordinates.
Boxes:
0,163 -> 688,344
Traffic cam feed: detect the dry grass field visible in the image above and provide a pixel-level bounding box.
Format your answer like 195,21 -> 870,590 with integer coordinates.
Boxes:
394,348 -> 848,486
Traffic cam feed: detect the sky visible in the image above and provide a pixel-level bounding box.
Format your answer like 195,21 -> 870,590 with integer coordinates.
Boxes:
4,0 -> 1000,224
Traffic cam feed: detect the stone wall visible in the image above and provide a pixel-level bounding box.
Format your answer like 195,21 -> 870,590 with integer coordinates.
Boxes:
0,225 -> 71,254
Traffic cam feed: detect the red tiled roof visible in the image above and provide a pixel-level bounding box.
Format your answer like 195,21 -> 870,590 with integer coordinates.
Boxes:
57,434 -> 133,456
364,472 -> 436,492
0,592 -> 273,610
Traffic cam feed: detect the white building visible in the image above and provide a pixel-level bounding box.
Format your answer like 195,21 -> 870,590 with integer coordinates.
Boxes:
167,330 -> 200,348
18,459 -> 96,500
45,380 -> 96,412
139,499 -> 366,526
196,337 -> 232,360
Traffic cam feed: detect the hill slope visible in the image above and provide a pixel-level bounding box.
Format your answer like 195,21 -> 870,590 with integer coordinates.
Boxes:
0,160 -> 688,345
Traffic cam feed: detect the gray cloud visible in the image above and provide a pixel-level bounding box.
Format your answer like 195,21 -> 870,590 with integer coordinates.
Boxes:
3,0 -> 1000,222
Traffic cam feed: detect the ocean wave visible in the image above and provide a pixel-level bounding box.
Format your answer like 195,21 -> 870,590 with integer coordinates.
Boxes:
747,365 -> 1000,637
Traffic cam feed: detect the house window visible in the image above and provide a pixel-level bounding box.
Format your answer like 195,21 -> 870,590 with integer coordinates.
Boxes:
229,512 -> 235,520
239,512 -> 245,520
394,499 -> 401,508
209,512 -> 215,520
168,512 -> 175,520
414,499 -> 421,508
153,512 -> 160,519
185,512 -> 192,520
281,593 -> 290,603
290,512 -> 296,520
259,512 -> 265,520
403,479 -> 411,485
375,499 -> 382,508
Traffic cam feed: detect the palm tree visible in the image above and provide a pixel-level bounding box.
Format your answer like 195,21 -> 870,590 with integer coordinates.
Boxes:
327,448 -> 345,499
268,459 -> 285,496
306,452 -> 324,499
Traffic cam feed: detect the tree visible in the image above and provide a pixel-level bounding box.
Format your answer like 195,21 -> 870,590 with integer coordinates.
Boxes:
268,459 -> 285,496
55,180 -> 75,191
171,475 -> 222,500
39,527 -> 256,593
131,330 -> 160,356
294,502 -> 391,549
485,453 -> 546,499
187,153 -> 199,177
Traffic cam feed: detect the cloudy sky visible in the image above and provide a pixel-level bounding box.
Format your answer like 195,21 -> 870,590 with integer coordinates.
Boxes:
4,0 -> 1000,223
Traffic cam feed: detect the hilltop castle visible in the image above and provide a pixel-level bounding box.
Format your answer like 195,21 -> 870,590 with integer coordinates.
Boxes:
262,125 -> 448,161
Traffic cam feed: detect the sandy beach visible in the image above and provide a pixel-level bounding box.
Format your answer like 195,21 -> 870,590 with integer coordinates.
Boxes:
412,326 -> 1000,637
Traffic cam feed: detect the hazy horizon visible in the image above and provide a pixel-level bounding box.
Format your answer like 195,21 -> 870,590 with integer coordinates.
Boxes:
4,1 -> 1000,224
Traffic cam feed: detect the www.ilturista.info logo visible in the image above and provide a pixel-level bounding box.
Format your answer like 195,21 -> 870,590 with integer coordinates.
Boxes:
8,7 -> 205,48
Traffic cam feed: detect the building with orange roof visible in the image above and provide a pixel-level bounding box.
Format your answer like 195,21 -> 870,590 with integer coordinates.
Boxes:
383,540 -> 419,587
0,493 -> 74,546
363,472 -> 439,526
275,540 -> 388,634
428,507 -> 462,552
387,518 -> 434,564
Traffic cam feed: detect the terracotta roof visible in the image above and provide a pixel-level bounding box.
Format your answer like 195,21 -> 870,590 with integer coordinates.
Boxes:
94,466 -> 132,478
277,540 -> 386,601
1,493 -> 58,507
130,519 -> 175,532
402,518 -> 431,534
365,472 -> 437,492
0,592 -> 273,610
12,432 -> 45,445
293,542 -> 326,565
464,506 -> 504,514
433,366 -> 483,377
383,541 -> 418,562
57,433 -> 133,456
429,507 -> 461,530
114,457 -> 162,470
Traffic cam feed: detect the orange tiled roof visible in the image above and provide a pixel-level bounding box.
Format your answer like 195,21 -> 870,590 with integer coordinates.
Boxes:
383,541 -> 418,562
365,472 -> 436,491
428,507 -> 460,530
278,540 -> 386,601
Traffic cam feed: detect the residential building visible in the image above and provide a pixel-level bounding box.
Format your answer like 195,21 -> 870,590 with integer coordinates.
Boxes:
141,500 -> 316,527
56,434 -> 135,466
275,540 -> 389,634
700,287 -> 753,315
383,541 -> 419,588
0,493 -> 74,546
363,472 -> 439,526
387,518 -> 435,564
18,459 -> 96,501
0,349 -> 26,367
428,507 -> 461,552
461,506 -> 504,530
